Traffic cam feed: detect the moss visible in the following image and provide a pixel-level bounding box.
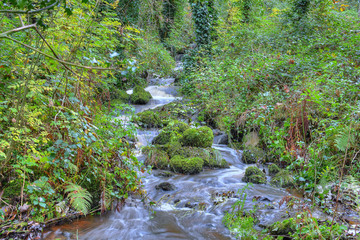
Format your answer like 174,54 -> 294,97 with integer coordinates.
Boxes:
130,86 -> 152,104
110,98 -> 126,107
135,111 -> 162,128
181,126 -> 214,148
270,170 -> 295,188
205,148 -> 229,168
152,121 -> 189,145
152,101 -> 194,121
242,166 -> 266,184
170,155 -> 204,174
144,147 -> 170,170
268,218 -> 296,236
268,164 -> 281,176
242,146 -> 265,164
110,89 -> 130,102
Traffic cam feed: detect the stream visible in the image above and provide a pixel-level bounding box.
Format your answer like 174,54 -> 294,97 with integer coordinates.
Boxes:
44,75 -> 303,240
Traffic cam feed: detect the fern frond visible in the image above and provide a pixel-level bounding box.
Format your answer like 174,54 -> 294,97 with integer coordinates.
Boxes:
335,127 -> 354,152
67,162 -> 78,174
65,183 -> 92,215
100,187 -> 112,212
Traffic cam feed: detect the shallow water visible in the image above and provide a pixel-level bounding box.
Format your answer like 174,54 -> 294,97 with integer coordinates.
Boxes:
44,77 -> 295,240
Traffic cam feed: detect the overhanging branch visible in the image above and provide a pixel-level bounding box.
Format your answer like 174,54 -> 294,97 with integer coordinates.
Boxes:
2,36 -> 116,71
0,0 -> 60,14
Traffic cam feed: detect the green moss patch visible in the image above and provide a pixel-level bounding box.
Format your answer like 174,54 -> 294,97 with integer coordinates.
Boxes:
181,126 -> 214,148
135,111 -> 162,128
130,86 -> 152,104
144,147 -> 170,170
270,170 -> 294,188
242,166 -> 266,184
170,155 -> 204,174
268,164 -> 281,176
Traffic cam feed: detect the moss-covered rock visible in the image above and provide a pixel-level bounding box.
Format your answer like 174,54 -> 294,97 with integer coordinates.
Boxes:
163,145 -> 228,169
152,101 -> 194,121
268,164 -> 281,176
110,89 -> 130,102
268,218 -> 296,236
170,155 -> 204,174
152,121 -> 189,145
144,147 -> 170,170
205,148 -> 229,168
270,170 -> 294,188
242,166 -> 266,184
181,126 -> 214,148
130,86 -> 152,104
242,146 -> 265,164
135,111 -> 162,128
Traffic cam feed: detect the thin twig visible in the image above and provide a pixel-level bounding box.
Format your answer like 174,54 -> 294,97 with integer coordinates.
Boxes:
2,36 -> 116,70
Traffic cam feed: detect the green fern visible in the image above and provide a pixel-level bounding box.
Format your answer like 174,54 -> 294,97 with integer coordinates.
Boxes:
335,127 -> 354,152
65,183 -> 92,215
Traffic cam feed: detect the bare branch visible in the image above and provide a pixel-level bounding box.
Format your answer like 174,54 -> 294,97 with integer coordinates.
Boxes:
0,24 -> 36,37
2,36 -> 116,71
0,0 -> 60,15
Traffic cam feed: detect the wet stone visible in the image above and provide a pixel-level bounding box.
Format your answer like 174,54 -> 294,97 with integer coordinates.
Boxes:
185,202 -> 197,208
155,182 -> 175,191
155,171 -> 174,178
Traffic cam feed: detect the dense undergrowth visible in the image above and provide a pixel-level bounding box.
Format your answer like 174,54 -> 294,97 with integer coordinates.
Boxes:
1,0 -> 360,239
0,0 -> 191,237
179,0 -> 360,238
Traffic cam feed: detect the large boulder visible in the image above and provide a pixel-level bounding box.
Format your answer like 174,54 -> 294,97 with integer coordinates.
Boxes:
155,182 -> 175,191
242,146 -> 265,164
181,126 -> 214,148
170,155 -> 204,174
242,166 -> 266,184
130,86 -> 152,104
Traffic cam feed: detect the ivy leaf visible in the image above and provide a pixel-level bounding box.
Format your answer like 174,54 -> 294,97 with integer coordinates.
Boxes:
65,7 -> 73,16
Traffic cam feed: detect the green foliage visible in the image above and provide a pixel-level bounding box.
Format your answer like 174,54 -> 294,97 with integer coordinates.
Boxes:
144,147 -> 170,169
181,0 -> 360,205
223,184 -> 259,239
65,183 -> 92,215
270,170 -> 295,188
0,0 -> 146,226
268,164 -> 281,176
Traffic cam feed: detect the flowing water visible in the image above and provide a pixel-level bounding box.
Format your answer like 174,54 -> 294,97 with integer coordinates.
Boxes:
44,76 -> 300,240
